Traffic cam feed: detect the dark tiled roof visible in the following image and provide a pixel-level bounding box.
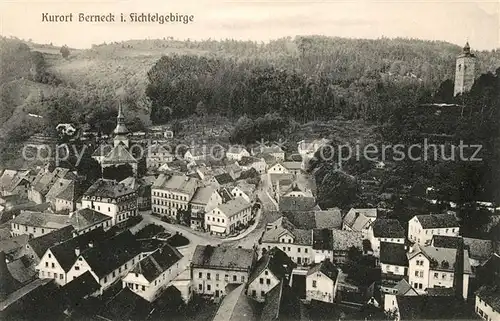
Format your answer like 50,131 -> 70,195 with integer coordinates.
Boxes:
131,244 -> 183,282
11,211 -> 71,229
191,245 -> 254,271
312,229 -> 333,251
396,295 -> 476,320
431,235 -> 462,248
307,259 -> 338,281
0,235 -> 29,255
260,282 -> 301,321
416,213 -> 459,229
278,196 -> 317,212
371,219 -> 405,238
49,227 -> 109,272
214,173 -> 234,185
218,187 -> 235,203
61,271 -> 100,303
213,283 -> 260,321
101,287 -> 152,321
7,255 -> 36,285
380,242 -> 408,266
0,251 -> 22,300
477,285 -> 500,312
425,287 -> 455,296
248,247 -> 295,285
69,208 -> 111,231
27,225 -> 74,258
80,231 -> 141,278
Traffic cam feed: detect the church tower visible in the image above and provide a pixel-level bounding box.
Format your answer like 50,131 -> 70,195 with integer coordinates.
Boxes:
113,103 -> 130,148
454,42 -> 477,96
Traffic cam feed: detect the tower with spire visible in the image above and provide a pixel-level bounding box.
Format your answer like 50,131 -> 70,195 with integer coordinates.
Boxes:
454,41 -> 477,96
113,102 -> 130,148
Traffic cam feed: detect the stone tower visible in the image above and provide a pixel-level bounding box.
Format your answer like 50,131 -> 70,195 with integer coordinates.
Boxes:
454,42 -> 477,96
113,102 -> 130,148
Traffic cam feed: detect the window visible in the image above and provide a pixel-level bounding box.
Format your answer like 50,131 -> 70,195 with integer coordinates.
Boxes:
265,271 -> 268,276
216,274 -> 219,281
207,273 -> 211,280
313,280 -> 317,288
48,272 -> 51,277
60,274 -> 63,279
419,271 -> 424,278
52,263 -> 55,268
199,284 -> 202,290
442,273 -> 446,280
104,277 -> 107,283
298,248 -> 301,253
305,249 -> 308,253
261,291 -> 265,297
260,278 -> 264,284
252,290 -> 256,297
207,284 -> 211,291
75,266 -> 80,271
434,272 -> 439,278
45,262 -> 48,267
241,276 -> 245,282
266,279 -> 271,285
142,285 -> 145,291
233,275 -> 237,282
415,271 -> 419,277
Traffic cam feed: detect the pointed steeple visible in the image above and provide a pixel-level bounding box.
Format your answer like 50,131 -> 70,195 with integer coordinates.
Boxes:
113,102 -> 129,136
463,42 -> 471,55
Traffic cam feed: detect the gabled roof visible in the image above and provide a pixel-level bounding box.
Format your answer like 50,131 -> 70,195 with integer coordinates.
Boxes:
7,255 -> 36,285
227,146 -> 249,154
61,271 -> 100,303
432,236 -> 494,261
55,180 -> 81,202
282,162 -> 302,170
314,209 -> 342,229
259,282 -> 301,321
84,178 -> 136,198
152,174 -> 198,196
312,228 -> 333,251
212,283 -> 260,321
431,235 -> 462,248
102,144 -> 137,164
393,279 -> 415,295
261,218 -> 312,246
148,143 -> 173,156
395,295 -> 476,320
191,186 -> 214,205
238,156 -> 264,166
27,225 -> 74,258
278,196 -> 317,212
11,211 -> 71,229
476,285 -> 500,312
307,259 -> 338,281
371,219 -> 405,238
217,187 -> 234,203
0,234 -> 29,255
131,244 -> 183,283
380,242 -> 408,266
216,197 -> 252,218
331,230 -> 364,251
248,247 -> 295,285
68,208 -> 111,231
191,245 -> 254,270
408,245 -> 472,274
101,287 -> 152,321
49,227 -> 109,272
80,230 -> 141,279
214,173 -> 234,185
415,213 -> 459,229
343,208 -> 377,231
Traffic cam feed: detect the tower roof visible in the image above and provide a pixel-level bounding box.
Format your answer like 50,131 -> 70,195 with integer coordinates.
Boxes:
113,103 -> 129,135
459,41 -> 475,58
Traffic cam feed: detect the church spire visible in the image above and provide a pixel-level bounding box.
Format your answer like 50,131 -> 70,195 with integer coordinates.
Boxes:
113,102 -> 129,135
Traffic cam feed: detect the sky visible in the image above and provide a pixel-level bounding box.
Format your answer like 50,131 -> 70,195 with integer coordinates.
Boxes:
1,0 -> 499,50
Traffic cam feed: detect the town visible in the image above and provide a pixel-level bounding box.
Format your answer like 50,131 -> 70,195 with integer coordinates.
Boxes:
0,31 -> 500,321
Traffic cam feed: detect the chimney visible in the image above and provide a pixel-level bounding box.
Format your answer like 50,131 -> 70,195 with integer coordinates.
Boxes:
75,247 -> 80,256
454,237 -> 465,300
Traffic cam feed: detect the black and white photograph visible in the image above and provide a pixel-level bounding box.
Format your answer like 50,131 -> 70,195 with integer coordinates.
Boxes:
0,0 -> 499,320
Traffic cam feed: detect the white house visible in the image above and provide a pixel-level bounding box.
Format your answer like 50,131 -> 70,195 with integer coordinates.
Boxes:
380,242 -> 408,280
312,228 -> 334,264
191,245 -> 255,298
366,219 -> 405,257
306,259 -> 340,304
268,163 -> 289,175
407,244 -> 471,299
205,187 -> 234,213
246,247 -> 294,302
11,211 -> 71,238
81,179 -> 139,226
151,174 -> 199,219
122,244 -> 184,302
408,213 -> 459,245
230,186 -> 252,203
282,162 -> 302,175
237,156 -> 267,174
475,285 -> 500,321
204,197 -> 253,236
226,146 -> 250,161
252,145 -> 285,162
146,144 -> 174,171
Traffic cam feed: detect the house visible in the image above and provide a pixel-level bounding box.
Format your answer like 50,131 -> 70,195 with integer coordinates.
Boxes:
24,225 -> 74,264
0,235 -> 29,261
342,208 -> 377,237
184,146 -> 209,162
259,217 -> 313,266
226,146 -> 250,161
66,231 -> 143,293
231,184 -> 255,203
211,173 -> 235,189
226,163 -> 243,180
382,278 -> 418,298
268,163 -> 289,175
122,244 -> 184,302
68,208 -> 112,235
314,209 -> 343,230
0,169 -> 31,199
246,247 -> 295,302
431,235 -> 495,268
237,156 -> 267,174
146,143 -> 174,171
407,244 -> 471,298
282,162 -> 302,175
81,178 -> 139,226
259,281 -> 301,321
191,245 -> 256,298
408,213 -> 459,245
205,197 -> 253,236
151,174 -> 199,219
28,167 -> 77,204
206,187 -> 234,213
385,295 -> 477,321
97,287 -> 154,321
475,284 -> 500,321
52,180 -> 82,213
380,242 -> 408,280
306,259 -> 340,304
120,176 -> 154,211
367,219 -> 405,257
35,227 -> 108,286
252,145 -> 285,162
212,283 -> 260,321
10,211 -> 71,238
297,139 -> 329,158
312,229 -> 334,263
189,186 -> 214,230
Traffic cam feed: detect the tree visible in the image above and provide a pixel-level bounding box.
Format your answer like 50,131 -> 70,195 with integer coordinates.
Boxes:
60,45 -> 70,59
102,164 -> 134,181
